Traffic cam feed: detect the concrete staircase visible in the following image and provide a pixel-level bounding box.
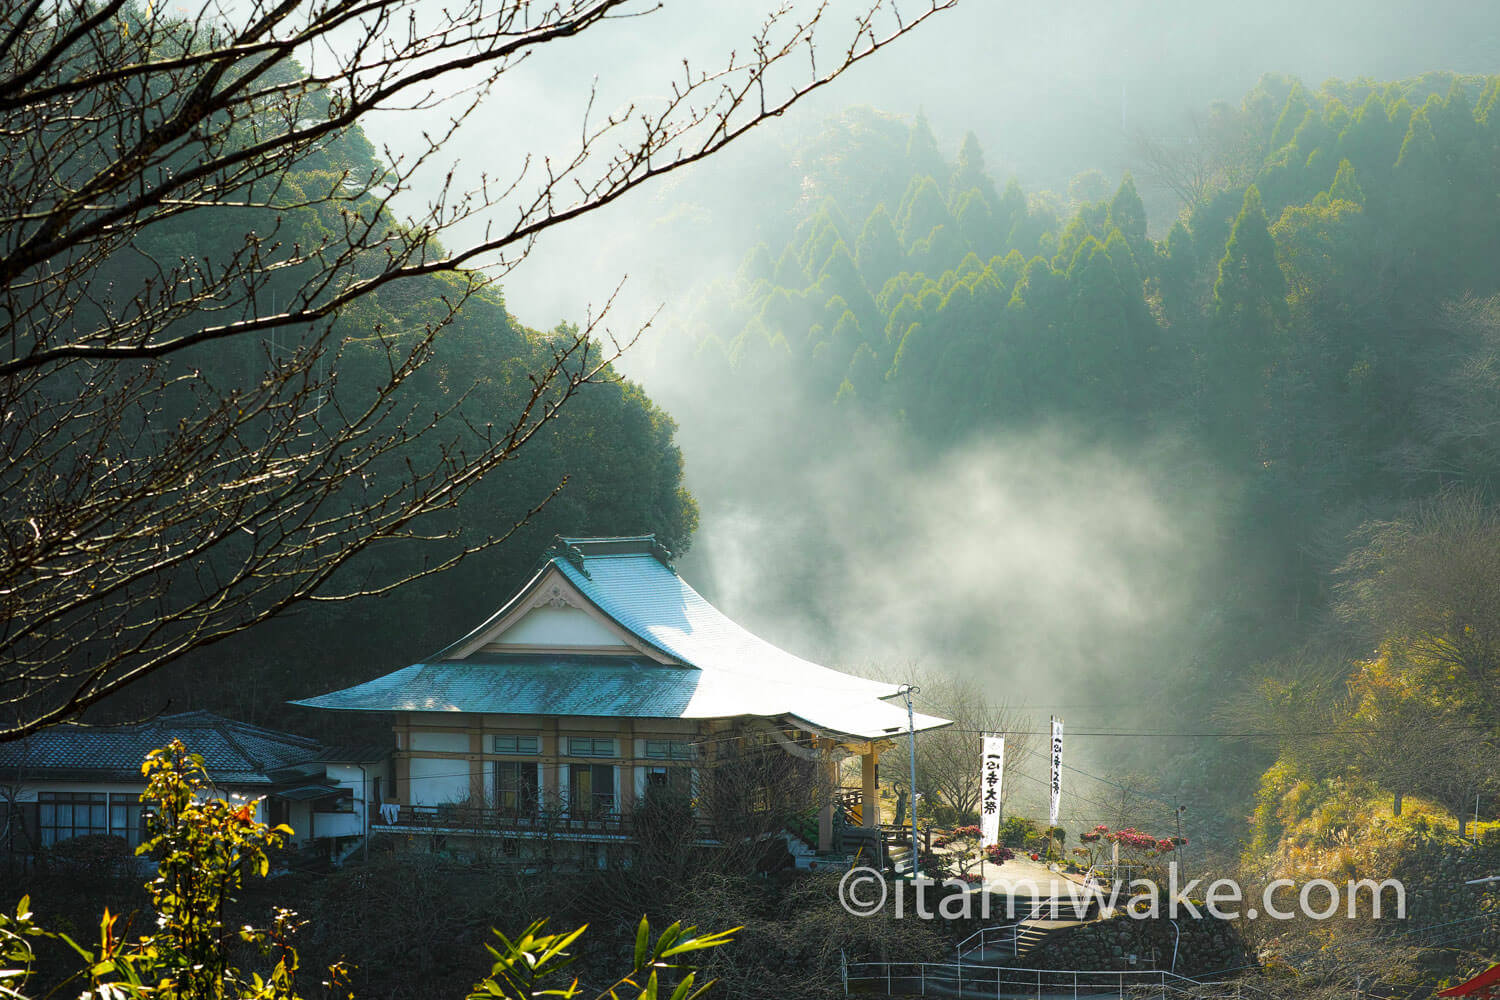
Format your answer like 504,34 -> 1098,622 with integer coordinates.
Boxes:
1012,914 -> 1092,956
887,839 -> 914,876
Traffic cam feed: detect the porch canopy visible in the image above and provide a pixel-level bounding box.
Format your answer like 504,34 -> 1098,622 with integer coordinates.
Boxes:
1439,966 -> 1500,998
294,535 -> 950,744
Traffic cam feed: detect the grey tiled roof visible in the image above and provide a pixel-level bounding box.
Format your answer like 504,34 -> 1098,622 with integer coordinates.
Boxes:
296,536 -> 952,740
0,711 -> 324,785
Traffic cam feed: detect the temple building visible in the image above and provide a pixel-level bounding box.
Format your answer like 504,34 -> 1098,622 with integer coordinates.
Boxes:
296,535 -> 950,866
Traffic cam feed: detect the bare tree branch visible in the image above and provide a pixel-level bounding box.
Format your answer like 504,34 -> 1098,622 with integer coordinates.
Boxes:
0,0 -> 959,740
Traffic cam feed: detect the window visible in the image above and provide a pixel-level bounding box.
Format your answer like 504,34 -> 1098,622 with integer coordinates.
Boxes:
494,735 -> 539,755
568,764 -> 615,815
643,739 -> 694,761
320,792 -> 355,814
38,792 -> 143,847
566,737 -> 615,758
494,761 -> 539,813
644,765 -> 691,797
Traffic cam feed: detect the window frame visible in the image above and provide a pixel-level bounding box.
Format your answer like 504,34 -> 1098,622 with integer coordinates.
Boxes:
566,762 -> 617,816
493,760 -> 541,814
565,736 -> 616,758
643,739 -> 695,761
493,734 -> 540,755
37,791 -> 144,847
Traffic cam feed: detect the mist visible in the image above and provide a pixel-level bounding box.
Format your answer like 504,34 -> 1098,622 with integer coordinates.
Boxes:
352,0 -> 1500,821
679,421 -> 1213,694
385,0 -> 1500,330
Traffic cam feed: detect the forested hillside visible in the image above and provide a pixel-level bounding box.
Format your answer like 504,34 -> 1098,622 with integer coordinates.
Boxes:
650,72 -> 1500,817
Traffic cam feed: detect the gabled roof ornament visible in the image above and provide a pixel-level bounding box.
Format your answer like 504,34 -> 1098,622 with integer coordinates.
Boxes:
545,534 -> 676,575
543,536 -> 590,578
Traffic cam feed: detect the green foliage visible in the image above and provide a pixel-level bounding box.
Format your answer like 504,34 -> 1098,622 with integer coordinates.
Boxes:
1,741 -> 333,1000
469,917 -> 735,1000
997,815 -> 1046,850
1,745 -> 734,1000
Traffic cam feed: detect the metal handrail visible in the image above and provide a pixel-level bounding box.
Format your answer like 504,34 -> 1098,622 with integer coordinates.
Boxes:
842,960 -> 1266,1000
956,924 -> 1021,958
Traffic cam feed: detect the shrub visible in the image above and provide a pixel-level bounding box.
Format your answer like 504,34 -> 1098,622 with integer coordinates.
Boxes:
0,742 -> 734,1000
998,815 -> 1044,848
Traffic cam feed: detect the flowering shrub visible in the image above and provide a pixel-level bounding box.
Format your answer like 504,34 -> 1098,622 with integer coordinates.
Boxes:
1106,827 -> 1161,851
984,844 -> 1015,864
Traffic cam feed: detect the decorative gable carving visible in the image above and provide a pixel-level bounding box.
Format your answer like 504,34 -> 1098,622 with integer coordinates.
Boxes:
540,584 -> 576,609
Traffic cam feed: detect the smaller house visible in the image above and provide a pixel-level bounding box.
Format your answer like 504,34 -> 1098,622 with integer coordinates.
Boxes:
0,711 -> 389,860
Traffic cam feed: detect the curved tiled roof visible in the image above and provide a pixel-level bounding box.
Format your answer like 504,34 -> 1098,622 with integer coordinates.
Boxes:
296,536 -> 950,741
0,711 -> 324,784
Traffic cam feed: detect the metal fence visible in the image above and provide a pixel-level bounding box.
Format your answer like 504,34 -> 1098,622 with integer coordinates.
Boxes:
841,958 -> 1258,1000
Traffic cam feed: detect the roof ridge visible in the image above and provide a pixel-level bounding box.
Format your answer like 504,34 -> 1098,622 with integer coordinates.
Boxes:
214,722 -> 264,772
549,534 -> 674,570
219,716 -> 322,748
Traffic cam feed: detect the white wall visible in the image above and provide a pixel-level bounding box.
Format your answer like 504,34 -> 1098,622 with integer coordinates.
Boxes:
409,732 -> 470,753
408,757 -> 472,805
13,782 -> 268,820
492,606 -> 632,648
10,782 -> 143,802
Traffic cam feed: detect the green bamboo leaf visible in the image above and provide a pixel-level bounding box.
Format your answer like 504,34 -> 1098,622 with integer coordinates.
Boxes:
652,922 -> 681,959
658,928 -> 738,959
633,916 -> 649,970
669,971 -> 697,1000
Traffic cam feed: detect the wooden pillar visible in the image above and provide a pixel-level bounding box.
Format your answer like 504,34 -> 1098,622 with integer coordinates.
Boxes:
394,720 -> 411,803
817,740 -> 836,853
542,720 -> 560,809
862,747 -> 880,828
619,719 -> 636,815
468,727 -> 485,804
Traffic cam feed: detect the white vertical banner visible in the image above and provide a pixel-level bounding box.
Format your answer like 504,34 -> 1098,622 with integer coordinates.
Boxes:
1048,717 -> 1064,827
979,734 -> 1005,848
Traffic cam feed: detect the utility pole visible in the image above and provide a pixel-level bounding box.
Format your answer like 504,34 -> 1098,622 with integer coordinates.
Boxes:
1174,802 -> 1187,881
901,683 -> 921,878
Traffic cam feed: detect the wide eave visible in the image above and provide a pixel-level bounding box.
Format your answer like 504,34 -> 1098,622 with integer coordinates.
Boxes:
294,537 -> 952,741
